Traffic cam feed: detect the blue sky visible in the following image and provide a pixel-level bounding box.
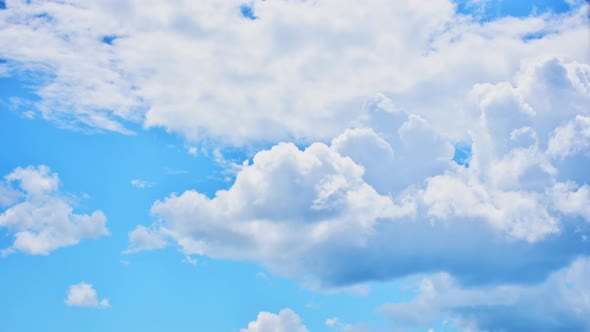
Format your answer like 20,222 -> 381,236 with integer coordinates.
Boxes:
0,1 -> 589,331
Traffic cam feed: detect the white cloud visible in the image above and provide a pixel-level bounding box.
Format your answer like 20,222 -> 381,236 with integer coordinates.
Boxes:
547,115 -> 590,159
130,179 -> 154,189
240,308 -> 308,332
0,182 -> 21,207
325,317 -> 369,332
0,166 -> 109,256
380,257 -> 590,331
326,317 -> 339,327
124,225 -> 167,253
65,282 -> 110,308
128,56 -> 590,289
129,141 -> 414,282
0,1 -> 587,144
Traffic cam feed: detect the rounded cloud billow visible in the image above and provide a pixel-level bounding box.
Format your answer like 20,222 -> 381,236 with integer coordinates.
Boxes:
129,57 -> 590,289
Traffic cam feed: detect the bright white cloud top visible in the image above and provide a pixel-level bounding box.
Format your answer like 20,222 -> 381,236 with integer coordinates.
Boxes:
240,308 -> 309,332
0,0 -> 589,331
0,1 -> 588,144
65,282 -> 110,308
0,166 -> 109,256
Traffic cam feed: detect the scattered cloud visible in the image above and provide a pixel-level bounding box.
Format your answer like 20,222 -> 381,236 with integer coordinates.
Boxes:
182,254 -> 197,265
65,282 -> 110,308
130,179 -> 154,189
326,317 -> 369,332
187,146 -> 198,156
1,1 -> 589,330
0,166 -> 109,256
165,168 -> 189,175
124,225 -> 167,254
240,308 -> 308,332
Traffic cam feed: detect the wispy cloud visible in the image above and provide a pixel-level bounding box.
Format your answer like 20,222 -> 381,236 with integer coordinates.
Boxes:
130,179 -> 154,189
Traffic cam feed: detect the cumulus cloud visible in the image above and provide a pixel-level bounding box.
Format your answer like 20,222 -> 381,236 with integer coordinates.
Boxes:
65,282 -> 110,308
240,308 -> 308,332
380,257 -> 590,331
4,0 -> 587,327
127,56 -> 590,291
0,1 -> 588,144
0,165 -> 109,256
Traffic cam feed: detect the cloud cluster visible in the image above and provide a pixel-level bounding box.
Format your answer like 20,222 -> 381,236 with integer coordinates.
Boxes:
65,282 -> 110,308
0,165 -> 109,256
240,308 -> 308,332
2,1 -> 589,330
0,1 -> 588,144
129,55 -> 590,285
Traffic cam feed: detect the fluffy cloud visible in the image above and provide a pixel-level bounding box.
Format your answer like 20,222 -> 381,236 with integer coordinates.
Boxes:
0,165 -> 109,256
380,257 -> 590,331
240,308 -> 308,332
0,1 -> 588,144
128,56 -> 590,290
133,141 -> 414,275
1,0 -> 589,329
65,282 -> 110,308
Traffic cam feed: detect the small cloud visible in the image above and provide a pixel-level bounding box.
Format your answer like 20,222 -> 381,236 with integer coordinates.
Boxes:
256,272 -> 268,279
130,179 -> 154,189
65,282 -> 109,308
183,255 -> 197,265
22,110 -> 35,119
187,146 -> 198,156
241,308 -> 308,332
124,225 -> 168,254
120,259 -> 129,266
326,317 -> 369,332
326,317 -> 339,327
165,168 -> 189,175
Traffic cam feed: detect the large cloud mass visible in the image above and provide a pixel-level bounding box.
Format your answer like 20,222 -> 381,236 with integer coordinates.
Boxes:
0,0 -> 588,144
129,56 -> 590,289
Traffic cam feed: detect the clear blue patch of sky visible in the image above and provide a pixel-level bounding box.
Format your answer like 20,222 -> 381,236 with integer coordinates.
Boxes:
454,0 -> 575,21
101,35 -> 118,45
0,0 -> 5,10
240,3 -> 258,20
452,142 -> 472,168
